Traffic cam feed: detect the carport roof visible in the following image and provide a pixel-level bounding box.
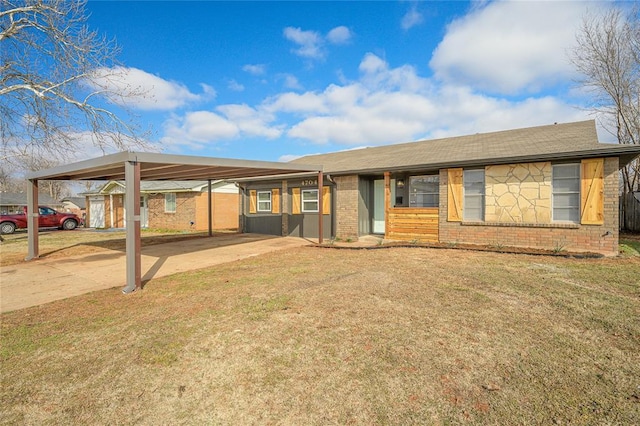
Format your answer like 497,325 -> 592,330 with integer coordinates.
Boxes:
26,151 -> 322,181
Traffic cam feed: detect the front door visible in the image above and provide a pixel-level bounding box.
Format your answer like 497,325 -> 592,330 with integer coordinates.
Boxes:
372,178 -> 395,234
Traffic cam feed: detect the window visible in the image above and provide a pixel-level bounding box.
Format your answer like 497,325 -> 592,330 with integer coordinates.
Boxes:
552,163 -> 580,222
257,191 -> 272,212
165,193 -> 176,213
409,175 -> 439,207
39,207 -> 55,215
302,189 -> 319,212
464,169 -> 484,221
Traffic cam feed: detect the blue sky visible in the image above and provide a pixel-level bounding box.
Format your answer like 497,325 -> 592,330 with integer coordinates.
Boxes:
83,0 -> 624,162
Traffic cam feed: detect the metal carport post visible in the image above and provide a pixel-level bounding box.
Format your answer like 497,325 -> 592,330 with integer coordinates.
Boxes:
26,179 -> 39,261
122,160 -> 141,293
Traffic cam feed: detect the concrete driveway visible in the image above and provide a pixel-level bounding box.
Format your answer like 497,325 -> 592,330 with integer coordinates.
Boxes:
0,234 -> 311,313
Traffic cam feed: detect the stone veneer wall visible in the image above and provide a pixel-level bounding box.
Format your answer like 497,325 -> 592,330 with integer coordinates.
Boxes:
439,157 -> 619,255
485,162 -> 551,223
334,175 -> 359,240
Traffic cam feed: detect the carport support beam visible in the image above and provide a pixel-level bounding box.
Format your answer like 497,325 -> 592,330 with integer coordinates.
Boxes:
123,160 -> 142,293
208,179 -> 213,237
26,179 -> 39,260
318,171 -> 323,244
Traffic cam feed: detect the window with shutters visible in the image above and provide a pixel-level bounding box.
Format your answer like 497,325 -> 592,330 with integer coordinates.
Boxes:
302,189 -> 319,212
409,175 -> 439,207
165,193 -> 176,213
552,163 -> 580,222
257,191 -> 272,212
463,170 -> 484,221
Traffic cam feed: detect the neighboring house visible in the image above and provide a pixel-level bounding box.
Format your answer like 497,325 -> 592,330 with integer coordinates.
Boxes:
60,196 -> 86,219
84,180 -> 238,231
238,120 -> 640,255
0,192 -> 63,215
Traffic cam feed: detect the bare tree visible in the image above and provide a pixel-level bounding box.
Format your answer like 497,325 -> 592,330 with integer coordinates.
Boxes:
0,0 -> 149,168
571,6 -> 639,194
22,156 -> 71,200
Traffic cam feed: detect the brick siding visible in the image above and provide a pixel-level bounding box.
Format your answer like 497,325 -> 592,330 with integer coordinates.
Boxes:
147,193 -> 197,230
438,157 -> 619,256
334,175 -> 359,240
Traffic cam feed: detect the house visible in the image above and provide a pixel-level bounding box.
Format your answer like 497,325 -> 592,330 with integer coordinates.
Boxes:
238,120 -> 640,255
84,180 -> 238,231
60,196 -> 86,218
0,192 -> 63,215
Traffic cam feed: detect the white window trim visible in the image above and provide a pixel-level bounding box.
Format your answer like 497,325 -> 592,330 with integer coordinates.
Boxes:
551,163 -> 580,223
165,193 -> 176,213
301,189 -> 319,213
257,191 -> 272,212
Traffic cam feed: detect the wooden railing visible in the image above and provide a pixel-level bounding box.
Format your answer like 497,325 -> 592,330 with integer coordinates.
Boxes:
386,207 -> 439,242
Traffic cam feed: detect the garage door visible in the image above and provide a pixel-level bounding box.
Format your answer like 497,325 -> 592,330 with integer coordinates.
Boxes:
89,196 -> 105,228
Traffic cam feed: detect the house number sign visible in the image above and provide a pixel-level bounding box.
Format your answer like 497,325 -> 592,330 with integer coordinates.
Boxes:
301,179 -> 318,187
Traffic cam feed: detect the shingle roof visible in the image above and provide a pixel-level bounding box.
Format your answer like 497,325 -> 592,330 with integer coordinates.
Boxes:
61,196 -> 86,208
139,181 -> 210,191
0,192 -> 61,206
290,120 -> 639,174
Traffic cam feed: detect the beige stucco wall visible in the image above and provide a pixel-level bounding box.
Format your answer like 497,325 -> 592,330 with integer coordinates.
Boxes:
485,162 -> 551,224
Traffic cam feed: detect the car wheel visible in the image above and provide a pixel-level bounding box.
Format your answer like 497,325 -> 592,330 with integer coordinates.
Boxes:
0,222 -> 16,234
62,219 -> 78,230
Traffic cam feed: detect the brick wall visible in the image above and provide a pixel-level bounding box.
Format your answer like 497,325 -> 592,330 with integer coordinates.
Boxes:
334,175 -> 359,239
439,157 -> 619,255
147,193 -> 197,231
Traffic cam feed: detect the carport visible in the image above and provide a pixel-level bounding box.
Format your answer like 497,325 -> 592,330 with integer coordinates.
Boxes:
25,152 -> 322,293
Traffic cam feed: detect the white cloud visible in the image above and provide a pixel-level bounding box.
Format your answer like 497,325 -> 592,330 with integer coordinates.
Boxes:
161,111 -> 239,148
429,1 -> 599,94
284,27 -> 324,59
280,74 -> 303,90
283,25 -> 352,60
228,79 -> 245,92
160,51 -> 593,152
242,64 -> 266,75
160,105 -> 283,149
200,83 -> 217,98
89,66 -> 211,110
359,53 -> 387,74
401,5 -> 423,30
264,92 -> 329,114
326,26 -> 352,44
217,104 -> 282,139
265,53 -> 590,146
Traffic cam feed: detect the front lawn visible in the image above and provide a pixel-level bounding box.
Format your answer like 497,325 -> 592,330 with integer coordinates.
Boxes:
1,247 -> 639,424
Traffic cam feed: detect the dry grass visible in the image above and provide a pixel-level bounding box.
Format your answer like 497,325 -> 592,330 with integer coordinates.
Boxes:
1,246 -> 639,425
0,229 -> 215,266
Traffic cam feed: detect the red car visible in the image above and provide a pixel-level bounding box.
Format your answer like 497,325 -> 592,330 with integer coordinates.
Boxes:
0,206 -> 81,234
